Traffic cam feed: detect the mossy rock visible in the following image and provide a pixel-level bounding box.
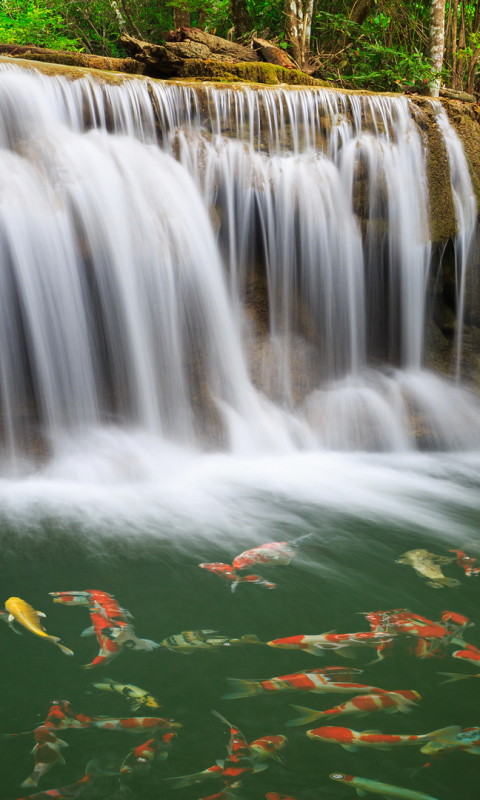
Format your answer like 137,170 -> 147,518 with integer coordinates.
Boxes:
178,59 -> 328,87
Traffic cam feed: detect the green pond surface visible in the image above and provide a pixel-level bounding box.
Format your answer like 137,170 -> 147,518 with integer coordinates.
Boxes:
0,447 -> 479,800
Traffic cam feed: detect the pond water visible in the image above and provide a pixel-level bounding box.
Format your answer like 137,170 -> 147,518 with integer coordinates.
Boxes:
0,439 -> 479,800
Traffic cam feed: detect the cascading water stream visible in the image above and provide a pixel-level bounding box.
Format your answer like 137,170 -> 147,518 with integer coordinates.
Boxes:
0,61 -> 479,465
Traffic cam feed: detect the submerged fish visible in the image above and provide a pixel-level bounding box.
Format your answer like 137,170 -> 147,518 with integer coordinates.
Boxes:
420,726 -> 480,755
452,644 -> 480,665
330,772 -> 440,799
21,726 -> 68,788
267,631 -> 394,658
224,671 -> 383,699
286,690 -> 420,726
438,670 -> 480,683
449,549 -> 480,577
212,710 -> 262,788
15,759 -> 112,800
92,716 -> 182,734
51,590 -> 159,668
3,597 -> 73,656
396,550 -> 459,589
44,701 -> 93,731
199,563 -> 276,591
170,735 -> 286,788
120,733 -> 177,774
89,678 -> 160,710
160,630 -> 262,653
306,725 -> 460,751
232,542 -> 297,571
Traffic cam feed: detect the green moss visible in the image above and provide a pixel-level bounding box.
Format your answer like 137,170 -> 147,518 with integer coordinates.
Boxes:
178,59 -> 328,87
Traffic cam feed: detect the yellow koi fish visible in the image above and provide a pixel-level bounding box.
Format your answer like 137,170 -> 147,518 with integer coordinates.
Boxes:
4,597 -> 73,656
396,550 -> 459,589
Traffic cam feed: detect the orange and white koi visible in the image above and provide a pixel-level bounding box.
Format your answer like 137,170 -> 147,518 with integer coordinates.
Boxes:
21,726 -> 68,788
199,563 -> 276,592
452,644 -> 480,665
170,735 -> 286,789
233,542 -> 297,571
120,733 -> 177,774
223,671 -> 383,699
51,590 -> 159,668
286,690 -> 420,726
92,716 -> 182,734
267,631 -> 394,658
212,710 -> 261,787
15,759 -> 108,800
307,725 -> 461,751
449,549 -> 480,577
330,772 -> 441,799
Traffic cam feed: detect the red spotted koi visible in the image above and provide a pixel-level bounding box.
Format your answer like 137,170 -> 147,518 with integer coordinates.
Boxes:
286,690 -> 420,726
306,724 -> 461,751
267,631 -> 394,657
21,727 -> 68,788
199,563 -> 276,591
452,644 -> 480,665
15,759 -> 106,800
233,543 -> 296,571
211,710 -> 261,787
223,670 -> 383,699
449,549 -> 480,577
120,733 -> 177,773
92,716 -> 182,733
170,735 -> 286,788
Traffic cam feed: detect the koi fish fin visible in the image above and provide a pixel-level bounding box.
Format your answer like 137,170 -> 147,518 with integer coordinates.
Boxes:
222,678 -> 262,699
81,626 -> 96,637
128,637 -> 161,651
56,641 -> 74,656
252,763 -> 269,773
58,753 -> 66,765
216,759 -> 225,768
231,582 -> 238,593
340,744 -> 359,752
168,772 -> 215,789
36,611 -> 46,617
427,725 -> 462,742
304,646 -> 325,656
336,647 -> 358,659
57,739 -> 69,747
355,791 -> 367,797
20,777 -> 38,788
7,617 -> 23,634
285,705 -> 323,727
437,672 -> 471,684
211,710 -> 234,730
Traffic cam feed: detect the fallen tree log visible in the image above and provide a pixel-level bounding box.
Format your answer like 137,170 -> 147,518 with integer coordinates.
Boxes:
440,87 -> 477,103
0,43 -> 142,74
252,38 -> 295,69
166,26 -> 259,62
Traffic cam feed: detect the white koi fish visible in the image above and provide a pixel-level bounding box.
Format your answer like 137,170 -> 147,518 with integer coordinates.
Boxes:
330,772 -> 440,799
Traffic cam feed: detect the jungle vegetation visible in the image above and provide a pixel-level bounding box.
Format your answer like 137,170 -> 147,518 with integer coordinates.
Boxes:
0,1 -> 479,93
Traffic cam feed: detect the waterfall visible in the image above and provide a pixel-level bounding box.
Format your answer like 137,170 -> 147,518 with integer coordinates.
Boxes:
0,62 -> 479,465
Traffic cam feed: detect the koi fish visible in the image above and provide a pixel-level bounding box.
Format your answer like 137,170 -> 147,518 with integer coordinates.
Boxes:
170,735 -> 287,788
88,678 -> 161,711
92,716 -> 182,733
440,610 -> 472,631
15,759 -> 108,800
199,563 -> 276,592
120,733 -> 176,773
21,727 -> 68,788
212,710 -> 264,787
420,726 -> 480,755
223,671 -> 383,699
330,772 -> 440,799
449,549 -> 480,577
3,598 -> 73,656
396,550 -> 459,588
438,670 -> 480,683
307,725 -> 461,751
160,630 -> 262,653
286,690 -> 420,726
51,590 -> 159,668
44,701 -> 93,730
452,645 -> 480,665
267,631 -> 394,658
232,542 -> 297,571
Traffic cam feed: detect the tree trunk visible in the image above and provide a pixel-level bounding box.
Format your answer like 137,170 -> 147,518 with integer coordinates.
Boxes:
467,1 -> 480,93
174,4 -> 191,29
166,27 -> 259,61
429,0 -> 446,96
454,1 -> 467,89
230,0 -> 253,39
349,0 -> 377,26
252,37 -> 296,68
285,0 -> 314,70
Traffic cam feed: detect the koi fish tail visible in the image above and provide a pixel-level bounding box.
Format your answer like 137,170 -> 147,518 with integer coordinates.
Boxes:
222,678 -> 263,699
438,672 -> 472,684
52,637 -> 74,656
440,578 -> 462,588
292,533 -> 315,547
169,771 -> 215,788
285,705 -> 323,727
127,636 -> 161,651
211,709 -> 233,728
426,725 -> 463,743
20,775 -> 39,788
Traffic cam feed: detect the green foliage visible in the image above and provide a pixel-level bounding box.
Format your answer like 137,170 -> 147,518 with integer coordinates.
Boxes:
0,0 -> 81,50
